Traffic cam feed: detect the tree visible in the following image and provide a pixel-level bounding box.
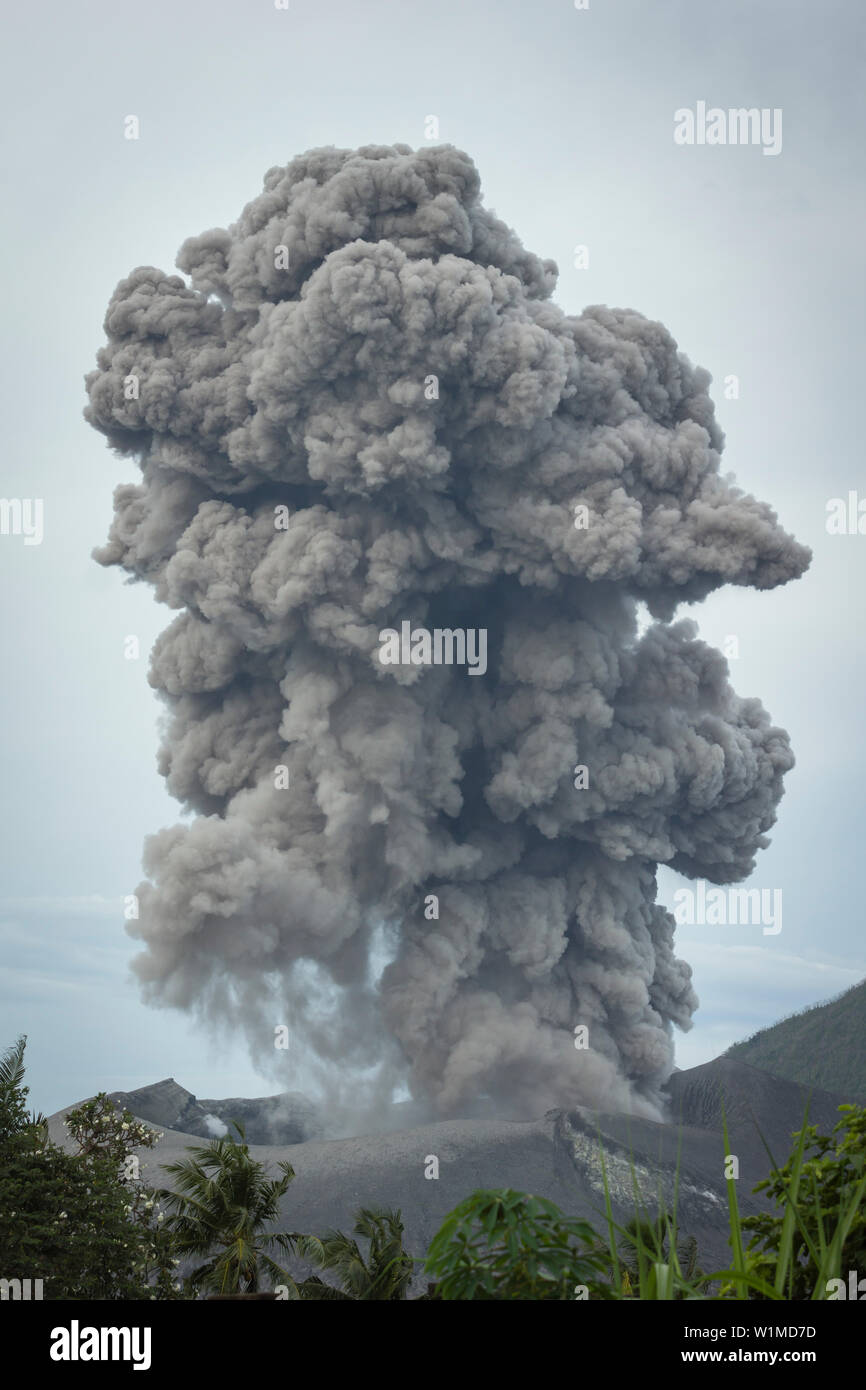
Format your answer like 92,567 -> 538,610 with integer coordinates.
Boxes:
615,1216 -> 707,1298
62,1092 -> 180,1298
297,1206 -> 415,1300
0,1034 -> 46,1139
157,1124 -> 300,1297
0,1038 -> 180,1299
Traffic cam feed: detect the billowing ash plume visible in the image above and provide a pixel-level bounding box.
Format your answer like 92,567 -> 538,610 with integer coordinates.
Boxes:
86,143 -> 810,1126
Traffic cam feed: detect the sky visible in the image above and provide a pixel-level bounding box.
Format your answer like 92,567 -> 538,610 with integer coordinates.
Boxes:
0,0 -> 863,1118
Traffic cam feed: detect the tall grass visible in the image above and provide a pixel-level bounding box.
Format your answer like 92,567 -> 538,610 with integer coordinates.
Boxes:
593,1103 -> 866,1300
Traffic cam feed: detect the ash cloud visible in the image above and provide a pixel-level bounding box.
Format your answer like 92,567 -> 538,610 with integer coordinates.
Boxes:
85,143 -> 810,1127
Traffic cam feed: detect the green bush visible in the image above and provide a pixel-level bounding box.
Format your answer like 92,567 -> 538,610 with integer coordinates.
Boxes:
424,1189 -> 614,1300
0,1037 -> 180,1299
738,1104 -> 866,1300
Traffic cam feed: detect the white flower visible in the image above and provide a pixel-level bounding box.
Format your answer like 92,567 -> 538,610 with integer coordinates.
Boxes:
121,1122 -> 130,1131
59,1211 -> 68,1220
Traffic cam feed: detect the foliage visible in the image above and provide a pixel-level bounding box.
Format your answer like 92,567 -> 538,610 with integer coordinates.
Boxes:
156,1123 -> 300,1297
0,1039 -> 180,1299
424,1189 -> 614,1300
423,1108 -> 866,1301
614,1217 -> 708,1299
6,1030 -> 866,1303
593,1147 -> 711,1302
0,1035 -> 46,1140
63,1092 -> 181,1298
735,1104 -> 866,1300
297,1206 -> 414,1300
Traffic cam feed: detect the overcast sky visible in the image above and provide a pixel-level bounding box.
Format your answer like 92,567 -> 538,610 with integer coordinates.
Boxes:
1,0 -> 863,1117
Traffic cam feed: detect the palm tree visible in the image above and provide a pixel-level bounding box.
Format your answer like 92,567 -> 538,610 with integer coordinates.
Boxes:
0,1035 -> 47,1142
297,1206 -> 415,1300
157,1123 -> 301,1297
616,1216 -> 705,1297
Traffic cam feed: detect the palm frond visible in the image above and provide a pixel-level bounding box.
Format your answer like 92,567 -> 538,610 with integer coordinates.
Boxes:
0,1035 -> 27,1093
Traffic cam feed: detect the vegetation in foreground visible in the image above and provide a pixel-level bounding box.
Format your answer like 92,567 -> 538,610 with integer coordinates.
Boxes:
1,1036 -> 864,1300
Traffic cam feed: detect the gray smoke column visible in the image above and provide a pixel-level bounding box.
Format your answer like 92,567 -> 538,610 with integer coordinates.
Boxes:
85,144 -> 810,1125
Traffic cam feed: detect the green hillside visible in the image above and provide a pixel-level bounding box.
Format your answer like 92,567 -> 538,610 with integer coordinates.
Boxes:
725,978 -> 866,1102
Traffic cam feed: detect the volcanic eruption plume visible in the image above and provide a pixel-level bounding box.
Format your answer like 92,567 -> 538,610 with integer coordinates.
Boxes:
85,143 -> 810,1125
